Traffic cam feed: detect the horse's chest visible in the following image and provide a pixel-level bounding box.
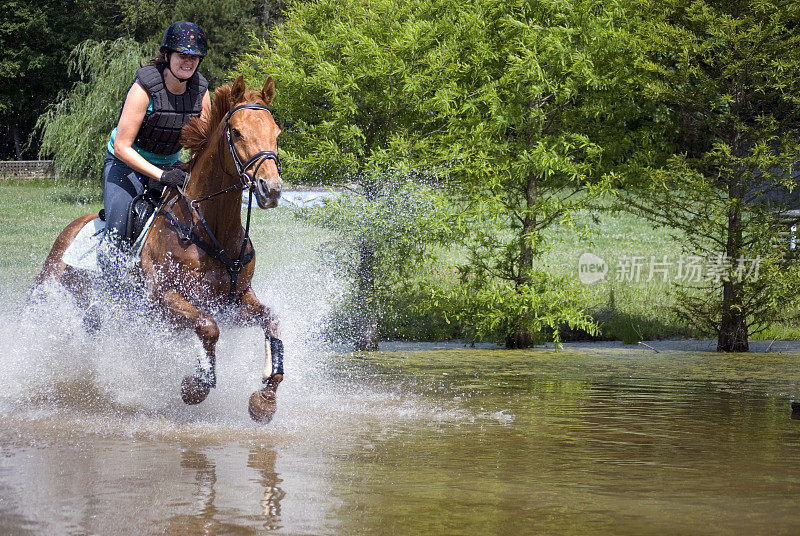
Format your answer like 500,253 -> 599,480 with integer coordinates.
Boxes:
145,248 -> 242,300
184,266 -> 229,293
173,259 -> 241,300
142,220 -> 254,302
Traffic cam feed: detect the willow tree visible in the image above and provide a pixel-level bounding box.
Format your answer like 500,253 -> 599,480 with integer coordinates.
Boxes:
36,38 -> 148,183
621,0 -> 800,351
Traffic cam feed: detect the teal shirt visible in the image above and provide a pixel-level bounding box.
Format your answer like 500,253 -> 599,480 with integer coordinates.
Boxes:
106,98 -> 181,167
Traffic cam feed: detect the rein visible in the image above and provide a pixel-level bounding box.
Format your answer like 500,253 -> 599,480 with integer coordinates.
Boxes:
159,102 -> 280,301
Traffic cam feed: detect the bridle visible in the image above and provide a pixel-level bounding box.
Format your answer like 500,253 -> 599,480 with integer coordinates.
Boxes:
224,103 -> 282,190
158,102 -> 282,301
180,102 -> 282,205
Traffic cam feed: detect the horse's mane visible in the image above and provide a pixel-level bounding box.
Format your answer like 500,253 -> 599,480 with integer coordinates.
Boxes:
181,82 -> 268,155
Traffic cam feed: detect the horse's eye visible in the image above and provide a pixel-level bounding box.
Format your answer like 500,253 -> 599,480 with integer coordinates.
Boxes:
231,128 -> 242,139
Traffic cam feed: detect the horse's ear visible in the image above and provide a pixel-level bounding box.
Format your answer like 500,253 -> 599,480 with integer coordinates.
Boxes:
262,77 -> 275,106
231,76 -> 247,103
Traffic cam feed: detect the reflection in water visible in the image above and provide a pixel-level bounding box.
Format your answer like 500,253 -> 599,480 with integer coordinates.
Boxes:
159,445 -> 284,535
248,446 -> 285,530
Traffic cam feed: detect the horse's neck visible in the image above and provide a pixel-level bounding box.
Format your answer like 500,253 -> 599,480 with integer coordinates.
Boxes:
185,157 -> 244,246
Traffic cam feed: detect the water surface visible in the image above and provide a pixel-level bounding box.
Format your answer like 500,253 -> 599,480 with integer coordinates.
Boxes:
2,301 -> 800,535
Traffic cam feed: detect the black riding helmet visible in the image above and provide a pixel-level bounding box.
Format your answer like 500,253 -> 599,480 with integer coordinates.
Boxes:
160,21 -> 207,57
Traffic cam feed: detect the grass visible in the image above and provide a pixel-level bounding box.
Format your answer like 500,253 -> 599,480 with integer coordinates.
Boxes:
540,208 -> 699,342
0,178 -> 324,300
0,179 -> 103,292
3,178 -> 798,342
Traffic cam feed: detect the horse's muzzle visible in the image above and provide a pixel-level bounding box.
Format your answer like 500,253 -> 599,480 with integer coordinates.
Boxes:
254,177 -> 282,209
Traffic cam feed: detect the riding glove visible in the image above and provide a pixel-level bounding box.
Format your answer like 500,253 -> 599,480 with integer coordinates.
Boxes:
160,168 -> 188,189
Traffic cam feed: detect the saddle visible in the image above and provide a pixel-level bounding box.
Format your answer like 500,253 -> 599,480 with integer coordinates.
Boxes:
125,187 -> 160,244
97,186 -> 161,245
64,188 -> 161,272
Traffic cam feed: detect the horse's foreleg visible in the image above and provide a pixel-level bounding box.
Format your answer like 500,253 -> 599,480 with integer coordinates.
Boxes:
238,287 -> 282,423
160,288 -> 220,405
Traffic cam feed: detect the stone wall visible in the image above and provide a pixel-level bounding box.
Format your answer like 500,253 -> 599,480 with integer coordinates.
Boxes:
0,160 -> 58,179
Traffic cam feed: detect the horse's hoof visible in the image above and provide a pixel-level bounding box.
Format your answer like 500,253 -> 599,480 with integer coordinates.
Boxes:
181,374 -> 211,405
248,388 -> 277,424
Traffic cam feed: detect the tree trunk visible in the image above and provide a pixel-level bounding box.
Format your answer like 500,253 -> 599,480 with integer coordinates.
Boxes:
505,330 -> 536,349
506,173 -> 538,348
354,240 -> 379,351
262,0 -> 285,38
11,123 -> 23,160
353,180 -> 380,351
718,279 -> 748,351
717,200 -> 748,351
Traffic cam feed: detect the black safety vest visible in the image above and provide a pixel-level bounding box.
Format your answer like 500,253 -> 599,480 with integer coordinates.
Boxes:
130,65 -> 208,156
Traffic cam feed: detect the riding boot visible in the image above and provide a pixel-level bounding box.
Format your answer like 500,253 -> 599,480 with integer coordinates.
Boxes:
82,301 -> 102,334
97,232 -> 134,299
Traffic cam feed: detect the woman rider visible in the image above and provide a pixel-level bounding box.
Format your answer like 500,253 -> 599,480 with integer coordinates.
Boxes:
99,21 -> 211,275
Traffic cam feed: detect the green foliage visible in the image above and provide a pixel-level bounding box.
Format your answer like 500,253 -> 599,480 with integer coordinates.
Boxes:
302,176 -> 457,342
35,38 -> 149,183
234,0 -> 635,346
234,0 -> 524,185
235,0 -> 473,347
420,0 -> 629,345
428,269 -> 597,347
619,0 -> 800,349
0,0 -> 105,158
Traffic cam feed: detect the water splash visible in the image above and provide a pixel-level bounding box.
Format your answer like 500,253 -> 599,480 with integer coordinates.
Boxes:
1,254 -> 473,444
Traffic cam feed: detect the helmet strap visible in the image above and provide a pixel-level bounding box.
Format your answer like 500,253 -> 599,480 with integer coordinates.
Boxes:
168,65 -> 191,83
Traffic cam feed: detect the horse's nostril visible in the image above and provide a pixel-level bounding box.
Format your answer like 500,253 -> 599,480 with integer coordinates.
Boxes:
258,179 -> 281,193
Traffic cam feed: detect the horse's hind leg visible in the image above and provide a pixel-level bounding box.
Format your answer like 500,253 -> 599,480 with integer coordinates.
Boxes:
159,289 -> 220,405
237,287 -> 283,423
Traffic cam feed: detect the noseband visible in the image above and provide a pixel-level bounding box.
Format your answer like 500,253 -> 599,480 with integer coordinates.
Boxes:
224,103 -> 281,188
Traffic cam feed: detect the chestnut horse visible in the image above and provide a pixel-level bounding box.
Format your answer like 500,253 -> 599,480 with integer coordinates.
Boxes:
34,76 -> 284,423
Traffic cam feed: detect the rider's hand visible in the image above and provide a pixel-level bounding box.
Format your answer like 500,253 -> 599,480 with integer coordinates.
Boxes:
160,168 -> 188,189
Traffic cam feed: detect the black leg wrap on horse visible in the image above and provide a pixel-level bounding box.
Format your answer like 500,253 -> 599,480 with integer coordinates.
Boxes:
195,355 -> 217,388
263,337 -> 284,384
195,368 -> 217,389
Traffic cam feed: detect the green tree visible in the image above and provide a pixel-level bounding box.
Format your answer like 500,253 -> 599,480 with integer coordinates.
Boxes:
36,38 -> 149,183
303,177 -> 455,347
420,0 -> 626,347
236,0 -> 630,348
0,0 -> 105,159
2,0 -> 283,161
235,0 -> 470,349
621,0 -> 800,351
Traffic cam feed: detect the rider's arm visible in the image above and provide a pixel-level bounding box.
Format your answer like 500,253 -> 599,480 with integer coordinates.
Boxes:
113,81 -> 168,181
